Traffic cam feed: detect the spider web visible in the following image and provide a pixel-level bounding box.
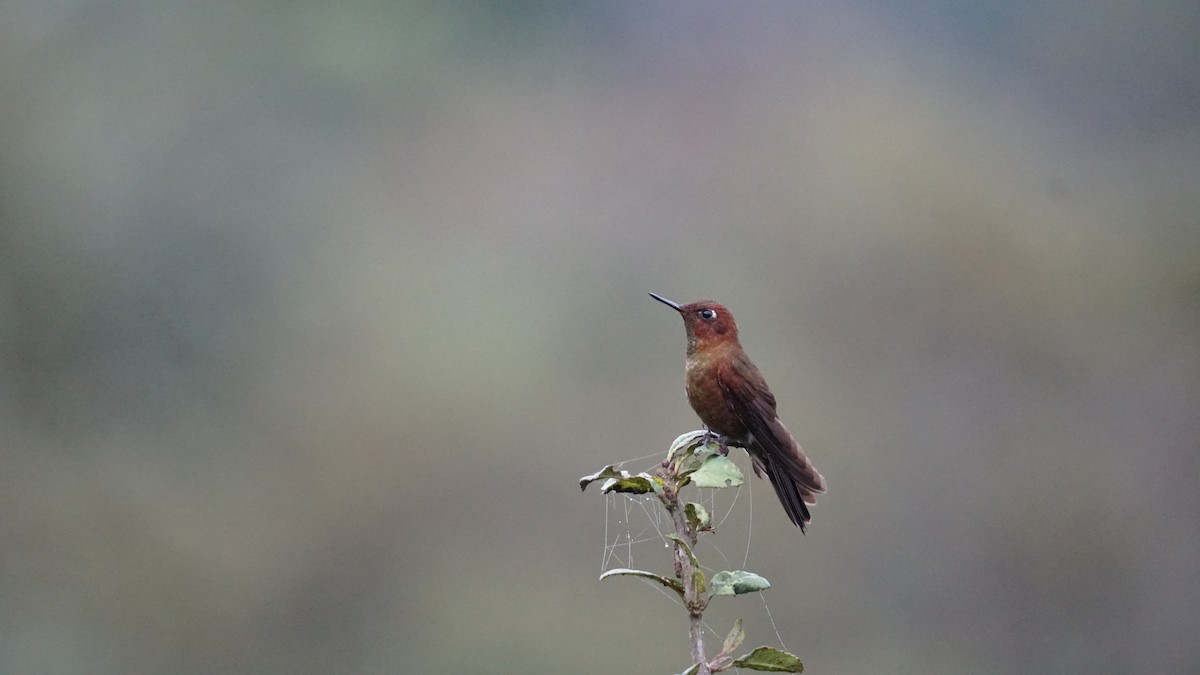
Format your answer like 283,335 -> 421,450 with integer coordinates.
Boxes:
595,446 -> 791,653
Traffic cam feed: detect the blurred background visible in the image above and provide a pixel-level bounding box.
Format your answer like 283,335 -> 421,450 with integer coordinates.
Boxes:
2,2 -> 1198,673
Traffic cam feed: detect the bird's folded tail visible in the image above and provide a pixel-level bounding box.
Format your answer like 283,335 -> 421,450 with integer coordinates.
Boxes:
749,437 -> 827,533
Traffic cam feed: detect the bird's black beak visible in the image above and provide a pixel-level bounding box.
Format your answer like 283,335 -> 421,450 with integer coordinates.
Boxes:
648,292 -> 683,312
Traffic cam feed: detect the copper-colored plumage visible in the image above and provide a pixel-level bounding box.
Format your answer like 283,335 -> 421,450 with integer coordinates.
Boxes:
649,293 -> 827,531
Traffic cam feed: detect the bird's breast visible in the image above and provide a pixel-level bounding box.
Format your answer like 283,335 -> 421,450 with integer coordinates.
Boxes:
685,353 -> 749,441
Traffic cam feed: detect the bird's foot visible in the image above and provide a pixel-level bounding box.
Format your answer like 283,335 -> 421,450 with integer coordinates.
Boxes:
702,428 -> 731,456
716,437 -> 731,456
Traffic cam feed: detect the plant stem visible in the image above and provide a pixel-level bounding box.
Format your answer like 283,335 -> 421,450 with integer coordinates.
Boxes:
661,474 -> 710,675
689,612 -> 708,675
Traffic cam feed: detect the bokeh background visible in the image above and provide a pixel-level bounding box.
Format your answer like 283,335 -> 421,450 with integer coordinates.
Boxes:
3,2 -> 1199,673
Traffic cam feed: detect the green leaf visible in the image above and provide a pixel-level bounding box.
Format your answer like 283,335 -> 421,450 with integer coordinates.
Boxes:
667,534 -> 706,594
599,568 -> 685,600
668,430 -> 710,464
648,476 -> 664,495
667,534 -> 701,571
722,618 -> 745,654
710,570 -> 771,596
685,502 -> 710,531
731,646 -> 803,672
689,454 -> 744,489
579,465 -> 624,491
667,429 -> 710,473
580,466 -> 660,494
616,472 -> 662,494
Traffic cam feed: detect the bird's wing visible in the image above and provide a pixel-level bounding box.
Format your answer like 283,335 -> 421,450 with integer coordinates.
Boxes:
717,353 -> 827,497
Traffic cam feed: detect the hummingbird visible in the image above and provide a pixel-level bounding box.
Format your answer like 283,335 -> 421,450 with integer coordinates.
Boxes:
649,293 -> 827,531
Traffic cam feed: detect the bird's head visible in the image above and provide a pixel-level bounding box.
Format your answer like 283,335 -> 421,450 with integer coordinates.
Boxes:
648,293 -> 739,353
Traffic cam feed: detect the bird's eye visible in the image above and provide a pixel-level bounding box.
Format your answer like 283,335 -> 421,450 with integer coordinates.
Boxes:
699,309 -> 717,320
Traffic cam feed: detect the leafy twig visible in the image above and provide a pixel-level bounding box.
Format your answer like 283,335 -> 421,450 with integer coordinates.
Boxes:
581,430 -> 804,674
